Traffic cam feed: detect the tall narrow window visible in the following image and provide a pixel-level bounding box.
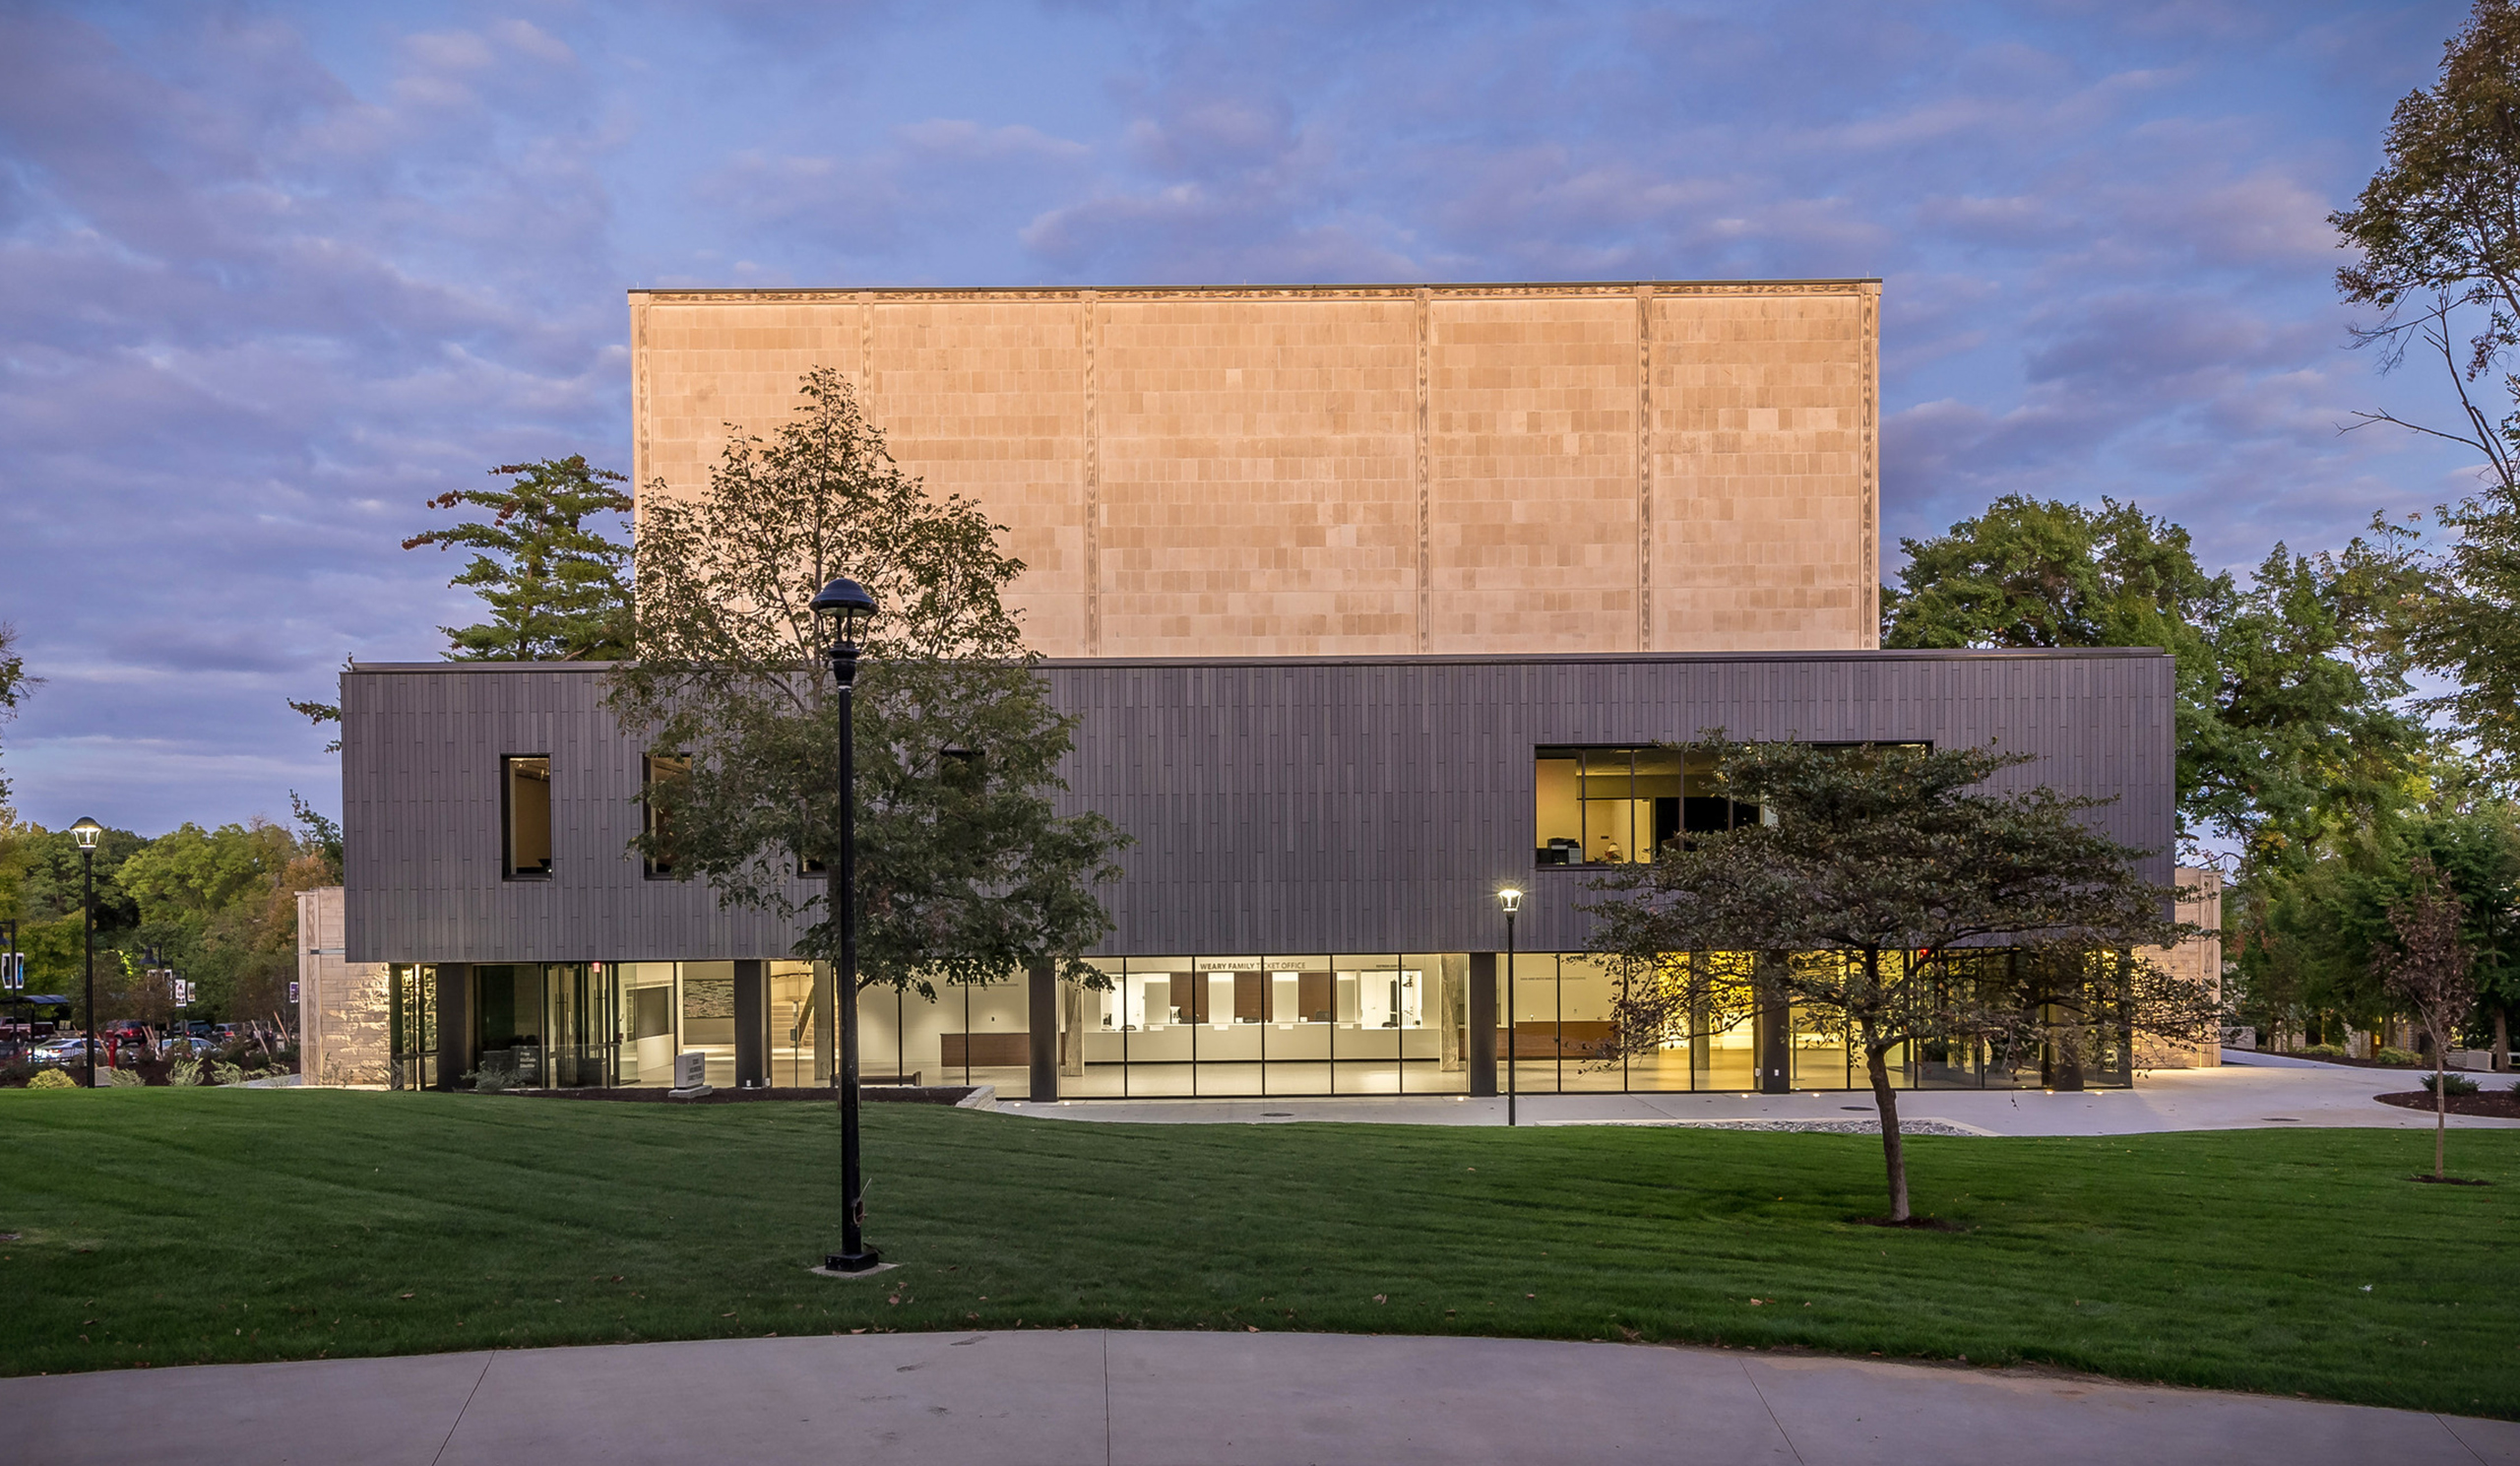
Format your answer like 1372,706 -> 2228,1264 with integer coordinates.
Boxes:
1534,749 -> 1582,863
642,754 -> 689,879
502,755 -> 553,878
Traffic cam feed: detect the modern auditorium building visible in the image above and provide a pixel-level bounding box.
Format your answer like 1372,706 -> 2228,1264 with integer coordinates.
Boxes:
308,280 -> 2206,1101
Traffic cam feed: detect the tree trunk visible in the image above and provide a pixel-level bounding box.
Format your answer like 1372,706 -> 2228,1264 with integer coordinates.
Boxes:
2434,1048 -> 2448,1180
1858,1012 -> 1909,1223
2494,1005 -> 2509,1074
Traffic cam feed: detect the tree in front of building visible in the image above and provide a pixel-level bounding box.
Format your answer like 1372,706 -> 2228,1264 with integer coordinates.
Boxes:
609,365 -> 1127,1004
1584,738 -> 2212,1224
2374,857 -> 2479,1180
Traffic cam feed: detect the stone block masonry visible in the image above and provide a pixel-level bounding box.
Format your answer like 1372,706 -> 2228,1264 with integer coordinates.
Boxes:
628,281 -> 1881,659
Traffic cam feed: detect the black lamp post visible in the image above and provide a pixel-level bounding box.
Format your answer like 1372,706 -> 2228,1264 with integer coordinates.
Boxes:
811,576 -> 882,1274
1498,886 -> 1521,1127
71,817 -> 102,1089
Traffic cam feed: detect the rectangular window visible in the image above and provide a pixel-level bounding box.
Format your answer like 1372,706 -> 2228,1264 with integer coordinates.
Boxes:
1534,746 -> 1672,866
642,754 -> 688,879
1540,743 -> 1922,864
502,755 -> 552,878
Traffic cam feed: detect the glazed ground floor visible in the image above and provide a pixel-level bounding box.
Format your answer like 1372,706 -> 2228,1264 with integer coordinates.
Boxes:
387,952 -> 2136,1100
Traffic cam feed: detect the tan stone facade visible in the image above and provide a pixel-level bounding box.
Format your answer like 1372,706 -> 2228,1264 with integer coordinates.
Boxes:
297,886 -> 391,1087
2138,866 -> 2225,1070
628,282 -> 1881,657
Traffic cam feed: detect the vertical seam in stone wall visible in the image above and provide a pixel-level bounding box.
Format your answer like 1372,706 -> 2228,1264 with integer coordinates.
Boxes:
1416,287 -> 1431,654
1083,290 -> 1102,656
629,298 -> 651,524
1636,284 -> 1655,652
856,291 -> 873,389
1859,283 -> 1880,648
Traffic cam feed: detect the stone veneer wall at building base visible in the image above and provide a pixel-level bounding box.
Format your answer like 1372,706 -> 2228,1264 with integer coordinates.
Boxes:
2137,866 -> 2224,1070
628,281 -> 1881,659
297,886 -> 391,1087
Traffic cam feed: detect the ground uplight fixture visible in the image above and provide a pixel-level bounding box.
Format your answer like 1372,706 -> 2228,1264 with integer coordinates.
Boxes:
811,576 -> 883,1274
70,817 -> 103,1089
1497,887 -> 1522,1127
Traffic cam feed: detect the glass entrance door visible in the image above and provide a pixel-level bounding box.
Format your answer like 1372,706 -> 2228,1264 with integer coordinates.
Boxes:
550,962 -> 618,1088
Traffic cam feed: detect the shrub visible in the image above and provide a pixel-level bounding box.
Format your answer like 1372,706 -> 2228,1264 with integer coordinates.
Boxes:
469,1066 -> 512,1095
2375,1046 -> 2424,1066
104,1066 -> 147,1087
166,1056 -> 202,1087
28,1068 -> 77,1089
2301,1043 -> 2348,1057
210,1060 -> 245,1086
2422,1072 -> 2481,1097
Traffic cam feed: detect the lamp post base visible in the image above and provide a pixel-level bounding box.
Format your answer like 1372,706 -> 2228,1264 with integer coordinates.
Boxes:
821,1248 -> 884,1273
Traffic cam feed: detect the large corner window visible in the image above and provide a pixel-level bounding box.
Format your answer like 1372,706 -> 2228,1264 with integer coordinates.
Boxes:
1536,743 -> 1922,866
642,754 -> 689,879
1535,745 -> 1758,866
502,754 -> 553,879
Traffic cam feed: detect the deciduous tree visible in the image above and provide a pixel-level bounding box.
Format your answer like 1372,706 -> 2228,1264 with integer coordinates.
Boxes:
2334,0 -> 2520,773
2374,857 -> 2479,1179
608,366 -> 1126,1004
1885,497 -> 2424,859
1585,738 -> 2212,1223
0,622 -> 37,806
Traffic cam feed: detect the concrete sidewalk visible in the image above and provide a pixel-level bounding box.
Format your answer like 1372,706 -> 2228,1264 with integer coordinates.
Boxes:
1000,1056 -> 2520,1134
5,1330 -> 2510,1465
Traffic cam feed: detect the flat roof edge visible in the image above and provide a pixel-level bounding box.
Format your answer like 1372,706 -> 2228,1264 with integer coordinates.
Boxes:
346,647 -> 2171,675
628,278 -> 1884,300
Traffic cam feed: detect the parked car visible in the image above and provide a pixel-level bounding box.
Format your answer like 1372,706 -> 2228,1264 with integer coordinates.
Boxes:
29,1038 -> 94,1067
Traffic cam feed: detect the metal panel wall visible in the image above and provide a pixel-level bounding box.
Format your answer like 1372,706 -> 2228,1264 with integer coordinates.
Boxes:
343,650 -> 2174,964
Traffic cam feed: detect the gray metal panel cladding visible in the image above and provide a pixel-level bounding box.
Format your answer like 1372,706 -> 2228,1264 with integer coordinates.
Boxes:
340,650 -> 2175,965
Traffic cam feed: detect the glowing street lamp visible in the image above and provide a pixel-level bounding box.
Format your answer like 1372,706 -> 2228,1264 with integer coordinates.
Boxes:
1498,887 -> 1522,1128
810,577 -> 881,1273
70,817 -> 102,1089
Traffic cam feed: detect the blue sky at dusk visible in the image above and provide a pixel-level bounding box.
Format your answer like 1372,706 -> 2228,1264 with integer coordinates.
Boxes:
0,0 -> 2488,833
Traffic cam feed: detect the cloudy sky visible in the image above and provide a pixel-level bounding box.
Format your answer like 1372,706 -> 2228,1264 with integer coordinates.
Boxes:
0,0 -> 2488,835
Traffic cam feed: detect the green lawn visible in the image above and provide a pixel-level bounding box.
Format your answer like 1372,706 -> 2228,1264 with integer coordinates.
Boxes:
2,1090 -> 2514,1417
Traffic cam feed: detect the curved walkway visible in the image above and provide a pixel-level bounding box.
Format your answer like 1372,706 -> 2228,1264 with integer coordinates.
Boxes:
6,1329 -> 2512,1465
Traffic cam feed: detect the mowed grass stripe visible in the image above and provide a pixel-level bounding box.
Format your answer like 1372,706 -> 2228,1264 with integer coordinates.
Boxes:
0,1090 -> 2511,1419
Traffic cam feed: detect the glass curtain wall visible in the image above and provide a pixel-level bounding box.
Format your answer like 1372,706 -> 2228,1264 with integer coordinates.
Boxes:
387,964 -> 437,1090
1494,950 -> 2134,1094
1073,955 -> 1467,1098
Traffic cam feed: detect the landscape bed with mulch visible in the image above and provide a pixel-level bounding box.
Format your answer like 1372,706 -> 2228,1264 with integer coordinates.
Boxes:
2374,1087 -> 2520,1119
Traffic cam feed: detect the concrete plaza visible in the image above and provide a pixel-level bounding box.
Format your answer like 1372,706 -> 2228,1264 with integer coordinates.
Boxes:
999,1051 -> 2520,1134
7,1327 -> 2513,1465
